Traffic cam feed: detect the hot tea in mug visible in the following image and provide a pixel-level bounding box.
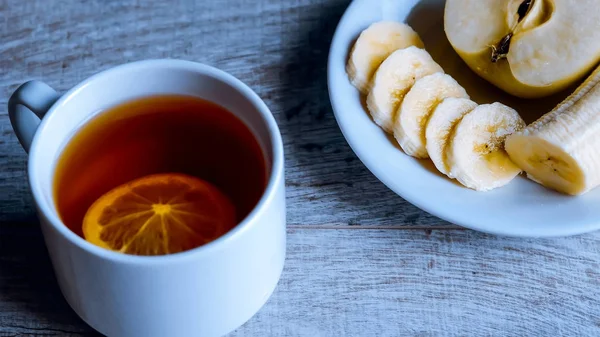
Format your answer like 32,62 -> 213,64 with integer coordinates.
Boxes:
53,95 -> 267,255
9,60 -> 286,336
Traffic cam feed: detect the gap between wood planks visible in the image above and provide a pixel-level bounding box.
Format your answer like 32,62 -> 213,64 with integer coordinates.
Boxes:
287,224 -> 464,230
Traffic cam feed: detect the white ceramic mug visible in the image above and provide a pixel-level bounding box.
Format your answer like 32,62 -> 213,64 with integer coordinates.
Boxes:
8,60 -> 286,337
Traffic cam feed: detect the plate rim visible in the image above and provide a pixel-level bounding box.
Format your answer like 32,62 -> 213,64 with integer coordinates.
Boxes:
326,0 -> 599,238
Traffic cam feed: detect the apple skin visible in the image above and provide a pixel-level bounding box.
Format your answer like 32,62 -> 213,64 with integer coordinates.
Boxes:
444,0 -> 600,99
452,48 -> 584,99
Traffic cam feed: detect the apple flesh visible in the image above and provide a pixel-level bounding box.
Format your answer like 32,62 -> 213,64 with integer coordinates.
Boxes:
444,0 -> 600,98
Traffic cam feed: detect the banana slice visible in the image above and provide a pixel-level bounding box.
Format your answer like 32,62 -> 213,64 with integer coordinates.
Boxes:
505,67 -> 600,195
394,73 -> 469,158
426,97 -> 478,176
447,102 -> 525,191
367,46 -> 443,133
347,21 -> 424,94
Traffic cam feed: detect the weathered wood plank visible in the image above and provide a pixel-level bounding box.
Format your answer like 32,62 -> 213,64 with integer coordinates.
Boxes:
3,225 -> 600,336
233,229 -> 600,336
3,1 -> 598,336
0,0 -> 454,228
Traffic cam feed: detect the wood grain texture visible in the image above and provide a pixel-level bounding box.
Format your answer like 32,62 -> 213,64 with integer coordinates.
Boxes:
0,0 -> 454,228
3,226 -> 600,336
236,229 -> 600,336
2,0 -> 600,336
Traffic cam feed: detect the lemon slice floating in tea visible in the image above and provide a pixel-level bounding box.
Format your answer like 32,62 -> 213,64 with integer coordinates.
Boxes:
82,173 -> 235,256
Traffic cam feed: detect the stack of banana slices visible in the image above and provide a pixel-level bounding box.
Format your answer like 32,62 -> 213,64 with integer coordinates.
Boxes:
347,21 -> 526,192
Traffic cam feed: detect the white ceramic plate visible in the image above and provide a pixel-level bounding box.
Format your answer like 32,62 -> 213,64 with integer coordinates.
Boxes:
328,0 -> 600,237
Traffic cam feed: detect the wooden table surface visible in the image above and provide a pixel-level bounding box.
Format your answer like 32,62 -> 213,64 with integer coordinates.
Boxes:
2,1 -> 600,336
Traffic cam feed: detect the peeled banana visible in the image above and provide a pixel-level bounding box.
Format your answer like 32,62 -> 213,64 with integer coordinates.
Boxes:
506,67 -> 600,195
448,102 -> 525,191
347,22 -> 424,94
367,46 -> 443,133
426,97 -> 478,177
394,73 -> 468,158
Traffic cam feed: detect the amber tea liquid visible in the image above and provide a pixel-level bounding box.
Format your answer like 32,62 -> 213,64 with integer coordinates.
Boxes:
53,95 -> 267,237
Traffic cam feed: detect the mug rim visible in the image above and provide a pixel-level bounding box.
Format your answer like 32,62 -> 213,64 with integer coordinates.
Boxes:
27,59 -> 285,265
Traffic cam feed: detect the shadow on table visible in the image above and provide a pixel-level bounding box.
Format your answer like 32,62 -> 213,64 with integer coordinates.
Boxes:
278,1 -> 424,217
0,222 -> 99,335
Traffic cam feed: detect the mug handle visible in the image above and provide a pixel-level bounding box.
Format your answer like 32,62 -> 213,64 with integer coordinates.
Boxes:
8,81 -> 60,153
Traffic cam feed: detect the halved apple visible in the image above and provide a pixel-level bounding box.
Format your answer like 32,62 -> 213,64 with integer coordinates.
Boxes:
444,0 -> 600,98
